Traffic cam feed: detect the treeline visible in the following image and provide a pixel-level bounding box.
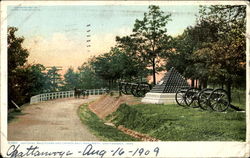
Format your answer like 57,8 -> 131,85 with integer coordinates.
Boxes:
8,5 -> 246,108
76,5 -> 246,101
8,27 -> 107,109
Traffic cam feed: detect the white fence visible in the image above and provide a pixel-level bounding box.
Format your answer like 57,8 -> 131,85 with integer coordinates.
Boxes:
30,89 -> 108,104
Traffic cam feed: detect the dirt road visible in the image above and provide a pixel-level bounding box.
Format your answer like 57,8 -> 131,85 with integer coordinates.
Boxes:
8,96 -> 100,141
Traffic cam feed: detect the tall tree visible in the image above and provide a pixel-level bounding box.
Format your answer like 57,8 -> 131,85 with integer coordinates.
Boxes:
46,66 -> 62,91
78,62 -> 108,89
117,5 -> 172,85
90,47 -> 143,89
8,27 -> 49,107
8,27 -> 29,108
8,27 -> 29,73
193,5 -> 246,101
12,64 -> 48,105
63,67 -> 80,90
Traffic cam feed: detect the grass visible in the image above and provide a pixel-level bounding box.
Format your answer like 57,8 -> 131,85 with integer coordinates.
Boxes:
78,104 -> 139,141
109,103 -> 246,141
8,102 -> 32,123
8,109 -> 24,123
231,88 -> 246,110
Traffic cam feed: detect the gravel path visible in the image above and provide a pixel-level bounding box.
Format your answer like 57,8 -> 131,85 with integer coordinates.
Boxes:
8,96 -> 100,141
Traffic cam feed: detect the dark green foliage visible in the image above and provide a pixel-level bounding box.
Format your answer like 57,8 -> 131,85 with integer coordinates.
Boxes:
46,66 -> 63,92
116,5 -> 172,85
90,47 -> 143,89
63,67 -> 80,90
166,5 -> 246,97
109,102 -> 245,141
78,61 -> 108,89
8,27 -> 29,72
8,26 -> 51,108
78,104 -> 138,141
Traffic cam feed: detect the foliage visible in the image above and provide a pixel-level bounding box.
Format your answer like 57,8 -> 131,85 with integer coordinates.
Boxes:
46,66 -> 63,92
8,27 -> 29,72
109,102 -> 245,141
8,27 -> 49,108
90,47 -> 143,89
78,62 -> 108,89
78,104 -> 138,141
116,5 -> 172,85
9,64 -> 48,107
63,67 -> 80,90
166,5 -> 246,92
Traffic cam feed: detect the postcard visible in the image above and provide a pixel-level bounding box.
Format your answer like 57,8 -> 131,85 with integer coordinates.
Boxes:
1,1 -> 249,157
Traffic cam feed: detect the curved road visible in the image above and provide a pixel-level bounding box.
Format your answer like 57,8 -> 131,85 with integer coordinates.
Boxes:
8,96 -> 100,141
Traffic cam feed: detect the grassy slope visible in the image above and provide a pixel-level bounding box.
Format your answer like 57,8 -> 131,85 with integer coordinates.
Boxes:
109,103 -> 246,141
78,104 -> 139,141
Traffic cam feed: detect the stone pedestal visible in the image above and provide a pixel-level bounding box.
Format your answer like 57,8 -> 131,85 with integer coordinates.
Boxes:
141,92 -> 176,104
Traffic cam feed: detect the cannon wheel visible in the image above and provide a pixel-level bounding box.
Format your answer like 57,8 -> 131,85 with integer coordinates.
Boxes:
184,87 -> 200,108
120,83 -> 127,94
136,83 -> 151,97
208,88 -> 230,112
131,84 -> 139,97
175,88 -> 188,107
198,88 -> 213,110
125,83 -> 133,95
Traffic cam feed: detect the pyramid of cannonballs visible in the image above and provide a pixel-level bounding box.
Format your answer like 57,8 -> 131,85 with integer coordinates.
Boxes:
150,67 -> 190,93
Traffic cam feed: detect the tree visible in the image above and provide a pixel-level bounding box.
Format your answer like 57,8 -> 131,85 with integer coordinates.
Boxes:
8,27 -> 29,73
116,36 -> 149,82
89,47 -> 144,89
193,5 -> 246,101
8,27 -> 30,108
12,64 -> 48,105
165,5 -> 246,96
78,62 -> 108,89
46,66 -> 63,92
117,5 -> 172,85
63,67 -> 80,90
166,24 -> 215,87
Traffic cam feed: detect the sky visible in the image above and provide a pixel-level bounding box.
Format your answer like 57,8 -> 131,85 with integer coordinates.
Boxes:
7,5 -> 200,72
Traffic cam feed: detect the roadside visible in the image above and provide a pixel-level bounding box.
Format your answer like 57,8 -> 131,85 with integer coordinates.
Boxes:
8,97 -> 100,141
85,94 -> 245,141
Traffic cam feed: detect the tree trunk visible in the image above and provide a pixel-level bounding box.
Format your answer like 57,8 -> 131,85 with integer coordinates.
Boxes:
202,79 -> 208,89
226,80 -> 232,103
195,79 -> 198,88
152,58 -> 156,85
108,80 -> 111,90
191,79 -> 195,87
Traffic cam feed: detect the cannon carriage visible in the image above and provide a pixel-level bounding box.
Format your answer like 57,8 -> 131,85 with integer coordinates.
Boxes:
119,82 -> 151,97
175,87 -> 230,112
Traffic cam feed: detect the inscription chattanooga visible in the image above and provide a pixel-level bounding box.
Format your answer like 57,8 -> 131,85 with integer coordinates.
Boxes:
6,144 -> 160,158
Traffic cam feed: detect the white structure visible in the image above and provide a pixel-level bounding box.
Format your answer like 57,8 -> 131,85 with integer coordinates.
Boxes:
141,67 -> 189,104
141,93 -> 176,104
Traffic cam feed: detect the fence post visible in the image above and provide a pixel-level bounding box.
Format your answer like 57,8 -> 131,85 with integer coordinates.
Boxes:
30,89 -> 105,104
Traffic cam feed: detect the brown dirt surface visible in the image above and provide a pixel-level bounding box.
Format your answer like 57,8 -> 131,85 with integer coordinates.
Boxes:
88,94 -> 142,119
8,96 -> 100,141
117,125 -> 159,141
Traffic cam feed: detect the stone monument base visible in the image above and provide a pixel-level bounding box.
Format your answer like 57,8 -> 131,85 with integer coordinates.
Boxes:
141,92 -> 176,104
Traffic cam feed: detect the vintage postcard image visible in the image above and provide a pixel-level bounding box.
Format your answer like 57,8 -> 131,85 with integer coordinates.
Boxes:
1,1 -> 249,157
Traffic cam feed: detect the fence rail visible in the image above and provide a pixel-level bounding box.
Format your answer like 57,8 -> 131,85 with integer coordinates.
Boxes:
30,89 -> 108,104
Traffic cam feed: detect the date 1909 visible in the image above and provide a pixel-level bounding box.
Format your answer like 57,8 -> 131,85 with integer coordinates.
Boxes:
7,144 -> 160,158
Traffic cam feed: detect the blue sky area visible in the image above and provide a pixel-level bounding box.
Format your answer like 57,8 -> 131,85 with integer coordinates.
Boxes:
7,5 -> 200,69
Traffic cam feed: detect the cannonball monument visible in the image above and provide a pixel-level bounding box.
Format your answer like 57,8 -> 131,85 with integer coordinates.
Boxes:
142,67 -> 189,104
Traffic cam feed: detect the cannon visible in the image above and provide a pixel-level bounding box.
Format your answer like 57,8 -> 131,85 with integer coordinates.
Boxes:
175,87 -> 230,112
119,82 -> 151,97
